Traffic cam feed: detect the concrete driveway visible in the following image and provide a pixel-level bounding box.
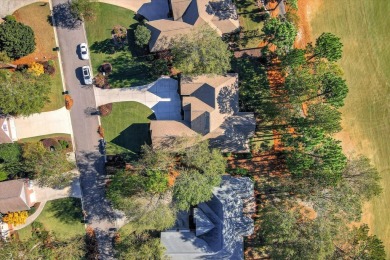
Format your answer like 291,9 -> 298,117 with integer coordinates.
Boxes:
14,107 -> 72,140
94,77 -> 182,120
99,0 -> 169,21
0,0 -> 47,17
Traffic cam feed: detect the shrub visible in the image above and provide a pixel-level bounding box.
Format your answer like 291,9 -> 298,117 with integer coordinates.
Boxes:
41,138 -> 62,151
42,60 -> 56,75
99,103 -> 113,116
98,126 -> 105,138
0,143 -> 22,163
101,63 -> 112,74
65,94 -> 74,110
112,25 -> 127,41
2,211 -> 28,226
0,20 -> 35,59
3,15 -> 16,22
58,140 -> 70,150
134,25 -> 151,47
0,170 -> 8,181
27,62 -> 45,76
94,73 -> 107,88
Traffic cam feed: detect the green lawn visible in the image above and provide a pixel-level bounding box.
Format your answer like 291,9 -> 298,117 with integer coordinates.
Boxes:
14,2 -> 64,112
85,3 -> 156,88
234,0 -> 264,48
310,0 -> 390,255
17,198 -> 85,240
101,102 -> 154,157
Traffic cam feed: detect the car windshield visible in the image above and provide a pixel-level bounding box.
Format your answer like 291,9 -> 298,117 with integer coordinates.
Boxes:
83,70 -> 89,76
82,51 -> 87,54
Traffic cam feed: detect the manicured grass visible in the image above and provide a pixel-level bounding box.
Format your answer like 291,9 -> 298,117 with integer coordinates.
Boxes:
18,133 -> 71,143
17,198 -> 85,240
311,0 -> 390,254
85,3 -> 156,88
13,2 -> 64,112
234,0 -> 264,48
101,102 -> 154,156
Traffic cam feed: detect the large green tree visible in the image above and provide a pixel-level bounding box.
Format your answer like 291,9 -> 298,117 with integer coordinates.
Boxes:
171,26 -> 231,76
262,18 -> 297,51
0,20 -> 35,59
310,32 -> 343,62
22,142 -> 75,188
0,71 -> 51,116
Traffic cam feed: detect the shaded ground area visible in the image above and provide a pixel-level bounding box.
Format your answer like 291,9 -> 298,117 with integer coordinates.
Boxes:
13,2 -> 64,112
309,0 -> 390,254
234,0 -> 265,48
101,102 -> 154,157
85,2 -> 156,88
17,198 -> 85,240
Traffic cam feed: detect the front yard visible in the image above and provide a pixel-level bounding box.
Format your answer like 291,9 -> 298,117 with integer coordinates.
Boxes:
17,198 -> 85,240
85,2 -> 157,88
101,102 -> 155,158
234,0 -> 265,48
13,2 -> 64,112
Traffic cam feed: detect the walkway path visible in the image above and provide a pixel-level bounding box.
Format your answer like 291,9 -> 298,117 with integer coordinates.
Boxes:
14,107 -> 72,140
95,77 -> 182,120
14,201 -> 47,231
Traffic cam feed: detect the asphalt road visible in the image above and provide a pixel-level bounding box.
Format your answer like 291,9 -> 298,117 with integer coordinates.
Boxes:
51,0 -> 117,258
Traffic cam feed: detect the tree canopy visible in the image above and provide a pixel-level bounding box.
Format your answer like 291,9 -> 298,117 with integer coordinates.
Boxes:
311,32 -> 343,62
134,25 -> 151,47
0,20 -> 35,59
171,26 -> 231,76
0,71 -> 51,116
262,18 -> 297,51
70,0 -> 97,21
22,142 -> 75,188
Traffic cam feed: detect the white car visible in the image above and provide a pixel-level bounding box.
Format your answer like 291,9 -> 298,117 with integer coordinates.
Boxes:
80,43 -> 89,60
82,66 -> 92,85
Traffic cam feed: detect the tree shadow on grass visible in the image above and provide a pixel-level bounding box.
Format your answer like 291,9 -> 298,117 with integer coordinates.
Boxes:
90,39 -> 117,54
110,122 -> 153,154
49,198 -> 83,224
108,52 -> 155,88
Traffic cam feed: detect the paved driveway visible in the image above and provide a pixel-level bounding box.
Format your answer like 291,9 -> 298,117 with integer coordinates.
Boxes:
14,107 -> 72,140
94,77 -> 182,120
99,0 -> 169,21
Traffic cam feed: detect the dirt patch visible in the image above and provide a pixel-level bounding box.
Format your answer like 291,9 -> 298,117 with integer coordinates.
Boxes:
294,0 -> 323,48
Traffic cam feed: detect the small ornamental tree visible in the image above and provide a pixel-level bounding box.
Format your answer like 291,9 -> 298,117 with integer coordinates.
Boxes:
112,25 -> 127,43
134,25 -> 151,47
28,62 -> 45,76
262,18 -> 297,50
0,20 -> 35,59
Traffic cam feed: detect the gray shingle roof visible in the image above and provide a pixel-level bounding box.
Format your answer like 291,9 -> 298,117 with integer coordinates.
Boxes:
161,175 -> 254,260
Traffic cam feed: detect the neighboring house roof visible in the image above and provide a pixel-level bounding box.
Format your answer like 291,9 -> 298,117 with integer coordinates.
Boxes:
146,20 -> 192,52
150,74 -> 255,152
150,120 -> 198,149
0,117 -> 13,144
161,175 -> 254,259
0,180 -> 31,214
147,0 -> 239,52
